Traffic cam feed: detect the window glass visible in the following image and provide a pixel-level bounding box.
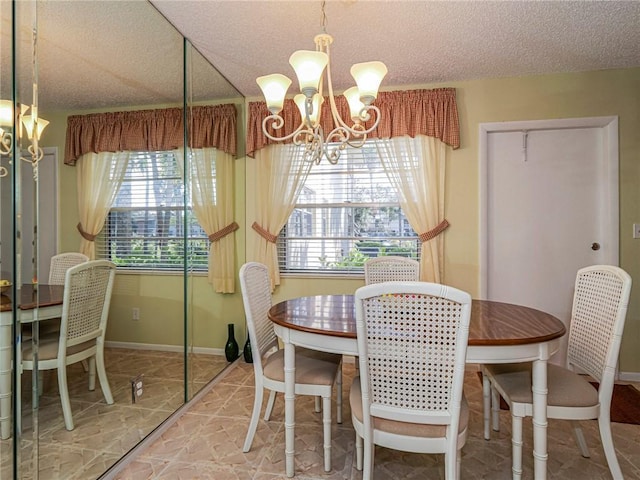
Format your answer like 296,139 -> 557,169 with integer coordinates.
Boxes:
97,151 -> 208,271
278,144 -> 419,274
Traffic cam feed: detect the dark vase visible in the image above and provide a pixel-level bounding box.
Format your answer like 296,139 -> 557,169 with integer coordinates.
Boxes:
243,335 -> 253,363
224,324 -> 239,362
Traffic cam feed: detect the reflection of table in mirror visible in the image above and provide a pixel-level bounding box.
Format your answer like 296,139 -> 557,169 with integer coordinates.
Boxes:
269,295 -> 567,479
0,284 -> 64,439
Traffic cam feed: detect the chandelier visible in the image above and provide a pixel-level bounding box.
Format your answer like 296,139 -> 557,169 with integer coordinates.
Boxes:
256,1 -> 387,164
0,99 -> 49,179
1,21 -> 49,180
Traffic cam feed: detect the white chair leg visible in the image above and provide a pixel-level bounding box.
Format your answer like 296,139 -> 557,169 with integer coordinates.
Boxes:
363,438 -> 374,480
57,366 -> 74,430
243,387 -> 264,452
96,349 -> 113,404
598,414 -> 624,480
511,414 -> 524,480
322,395 -> 332,472
264,390 -> 276,421
315,396 -> 321,413
355,431 -> 363,471
482,371 -> 491,440
491,386 -> 500,432
444,450 -> 457,480
336,363 -> 343,424
570,420 -> 590,457
88,356 -> 96,391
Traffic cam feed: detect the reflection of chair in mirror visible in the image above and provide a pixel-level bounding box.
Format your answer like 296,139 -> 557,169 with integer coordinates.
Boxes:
22,260 -> 116,430
49,252 -> 90,285
364,256 -> 420,284
239,262 -> 343,472
482,265 -> 632,480
25,252 -> 91,371
351,281 -> 472,480
23,252 -> 89,338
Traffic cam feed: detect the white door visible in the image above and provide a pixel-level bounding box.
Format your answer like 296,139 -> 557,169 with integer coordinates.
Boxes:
480,117 -> 619,362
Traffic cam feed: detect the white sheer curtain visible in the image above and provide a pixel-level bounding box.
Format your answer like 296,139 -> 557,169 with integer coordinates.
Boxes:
182,147 -> 237,293
251,144 -> 313,288
375,135 -> 449,282
76,151 -> 130,259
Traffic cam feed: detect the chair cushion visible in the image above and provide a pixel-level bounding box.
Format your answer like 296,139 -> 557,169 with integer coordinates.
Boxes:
263,348 -> 341,386
484,363 -> 599,407
349,376 -> 469,437
22,334 -> 95,362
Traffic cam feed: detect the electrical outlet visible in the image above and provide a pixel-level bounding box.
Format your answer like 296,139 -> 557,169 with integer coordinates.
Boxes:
633,224 -> 640,239
132,307 -> 140,321
131,374 -> 144,403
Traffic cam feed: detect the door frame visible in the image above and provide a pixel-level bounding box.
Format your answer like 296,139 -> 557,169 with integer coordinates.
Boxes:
478,116 -> 619,298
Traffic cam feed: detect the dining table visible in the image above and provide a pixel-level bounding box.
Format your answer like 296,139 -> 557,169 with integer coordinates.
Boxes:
268,294 -> 567,479
0,284 -> 65,439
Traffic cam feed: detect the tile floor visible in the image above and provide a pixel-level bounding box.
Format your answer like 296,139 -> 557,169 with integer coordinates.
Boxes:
0,347 -> 229,480
111,360 -> 640,479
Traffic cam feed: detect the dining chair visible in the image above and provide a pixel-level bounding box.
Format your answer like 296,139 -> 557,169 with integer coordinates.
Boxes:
363,256 -> 420,284
21,260 -> 116,431
239,262 -> 343,472
351,281 -> 472,479
482,265 -> 632,480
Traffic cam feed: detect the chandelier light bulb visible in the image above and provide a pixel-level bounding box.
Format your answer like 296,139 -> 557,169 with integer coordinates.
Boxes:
21,115 -> 49,140
289,50 -> 328,97
343,87 -> 366,122
350,61 -> 388,105
295,93 -> 324,127
257,74 -> 292,115
0,100 -> 29,128
0,100 -> 14,127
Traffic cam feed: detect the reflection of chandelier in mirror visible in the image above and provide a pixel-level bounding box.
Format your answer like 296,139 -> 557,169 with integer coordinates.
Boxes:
256,1 -> 387,165
0,99 -> 50,178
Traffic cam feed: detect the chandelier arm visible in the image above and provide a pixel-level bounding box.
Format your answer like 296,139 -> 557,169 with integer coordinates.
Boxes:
261,115 -> 307,142
0,132 -> 12,156
293,125 -> 326,164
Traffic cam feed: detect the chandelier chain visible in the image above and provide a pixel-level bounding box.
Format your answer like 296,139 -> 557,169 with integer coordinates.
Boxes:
320,1 -> 327,34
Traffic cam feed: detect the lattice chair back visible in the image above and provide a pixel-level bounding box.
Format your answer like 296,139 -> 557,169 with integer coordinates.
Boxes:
239,262 -> 279,377
364,256 -> 420,284
60,260 -> 115,351
49,252 -> 89,285
567,265 -> 632,394
354,281 -> 471,430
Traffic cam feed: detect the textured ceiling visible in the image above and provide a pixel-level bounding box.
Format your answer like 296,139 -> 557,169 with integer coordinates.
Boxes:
3,1 -> 640,111
152,0 -> 640,97
3,1 -> 241,111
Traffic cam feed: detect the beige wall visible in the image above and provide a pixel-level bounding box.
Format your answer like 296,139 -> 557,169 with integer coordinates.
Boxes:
51,66 -> 640,372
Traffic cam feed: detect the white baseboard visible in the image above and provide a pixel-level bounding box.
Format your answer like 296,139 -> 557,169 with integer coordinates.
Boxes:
618,371 -> 640,382
105,341 -> 224,357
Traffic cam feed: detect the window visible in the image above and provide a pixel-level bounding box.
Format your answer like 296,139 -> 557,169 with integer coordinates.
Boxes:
278,144 -> 419,274
97,151 -> 209,271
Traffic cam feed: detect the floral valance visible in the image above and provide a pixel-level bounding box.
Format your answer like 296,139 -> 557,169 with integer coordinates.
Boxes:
64,104 -> 237,166
246,88 -> 459,157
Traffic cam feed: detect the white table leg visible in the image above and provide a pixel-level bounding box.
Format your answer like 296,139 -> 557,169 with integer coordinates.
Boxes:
531,358 -> 549,480
283,338 -> 296,477
0,316 -> 12,439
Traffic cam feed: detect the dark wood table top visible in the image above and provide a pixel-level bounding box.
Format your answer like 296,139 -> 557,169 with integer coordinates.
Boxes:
0,284 -> 65,312
268,294 -> 566,347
